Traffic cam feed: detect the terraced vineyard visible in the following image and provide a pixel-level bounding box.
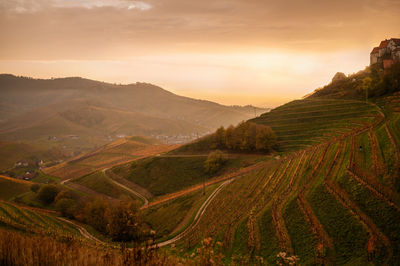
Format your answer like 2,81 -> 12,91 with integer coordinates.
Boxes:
250,99 -> 380,151
167,97 -> 400,265
2,85 -> 399,264
44,137 -> 177,180
0,200 -> 81,238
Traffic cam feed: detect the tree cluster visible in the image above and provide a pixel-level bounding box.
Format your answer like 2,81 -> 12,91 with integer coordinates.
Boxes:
362,62 -> 400,98
204,150 -> 227,174
82,198 -> 143,242
31,184 -> 78,218
37,184 -> 60,204
30,186 -> 149,243
212,122 -> 277,152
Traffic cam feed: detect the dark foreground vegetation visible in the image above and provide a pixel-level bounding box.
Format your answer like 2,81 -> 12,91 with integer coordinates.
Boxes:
310,62 -> 400,100
0,230 -> 264,266
0,229 -> 172,266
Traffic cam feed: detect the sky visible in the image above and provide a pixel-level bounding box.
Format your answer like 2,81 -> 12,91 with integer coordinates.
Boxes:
1,0 -> 400,107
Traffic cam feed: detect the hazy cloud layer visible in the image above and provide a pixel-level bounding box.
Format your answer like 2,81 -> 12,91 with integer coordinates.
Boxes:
0,0 -> 399,106
1,0 -> 399,59
1,0 -> 152,13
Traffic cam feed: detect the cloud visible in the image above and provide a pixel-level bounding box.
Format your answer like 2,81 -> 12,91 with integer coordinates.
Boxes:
127,1 -> 151,11
0,0 -> 399,60
53,0 -> 152,10
0,0 -> 152,13
1,0 -> 399,105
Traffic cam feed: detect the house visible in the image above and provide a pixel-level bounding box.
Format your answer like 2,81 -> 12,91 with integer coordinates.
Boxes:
15,160 -> 29,167
370,38 -> 400,69
394,47 -> 400,61
388,38 -> 400,51
23,171 -> 35,180
370,47 -> 379,65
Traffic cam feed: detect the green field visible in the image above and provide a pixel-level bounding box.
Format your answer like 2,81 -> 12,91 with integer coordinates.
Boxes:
0,179 -> 30,200
73,171 -> 134,199
112,156 -> 210,196
112,155 -> 263,197
144,185 -> 215,240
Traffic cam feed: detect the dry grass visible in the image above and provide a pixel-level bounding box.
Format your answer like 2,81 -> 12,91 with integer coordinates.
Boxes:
0,229 -> 181,266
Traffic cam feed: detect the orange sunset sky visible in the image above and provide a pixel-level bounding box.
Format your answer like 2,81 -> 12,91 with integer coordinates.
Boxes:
1,0 -> 400,107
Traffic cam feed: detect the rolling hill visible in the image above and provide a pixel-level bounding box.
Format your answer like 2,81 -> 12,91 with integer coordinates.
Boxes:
152,65 -> 399,264
1,64 -> 400,265
0,74 -> 265,171
43,136 -> 177,180
0,74 -> 265,142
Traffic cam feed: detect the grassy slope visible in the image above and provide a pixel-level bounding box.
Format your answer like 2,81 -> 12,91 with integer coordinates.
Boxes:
144,185 -> 215,240
0,141 -> 66,171
44,136 -> 175,180
73,171 -> 132,199
116,156 -> 209,196
112,155 -> 264,197
0,178 -> 30,200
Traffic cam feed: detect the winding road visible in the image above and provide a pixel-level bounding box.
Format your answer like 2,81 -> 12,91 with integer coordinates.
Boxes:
57,217 -> 104,245
157,178 -> 234,247
58,177 -> 234,247
102,168 -> 149,207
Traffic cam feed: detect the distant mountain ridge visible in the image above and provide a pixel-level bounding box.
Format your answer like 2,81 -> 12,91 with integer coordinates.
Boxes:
0,74 -> 265,160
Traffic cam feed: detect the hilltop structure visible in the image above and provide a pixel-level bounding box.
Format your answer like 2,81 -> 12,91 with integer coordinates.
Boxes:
370,38 -> 400,68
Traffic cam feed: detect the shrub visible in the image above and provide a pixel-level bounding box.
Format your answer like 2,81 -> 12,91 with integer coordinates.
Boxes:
204,150 -> 226,174
56,198 -> 76,218
106,201 -> 142,242
83,198 -> 109,233
37,185 -> 59,204
30,184 -> 40,193
54,190 -> 73,203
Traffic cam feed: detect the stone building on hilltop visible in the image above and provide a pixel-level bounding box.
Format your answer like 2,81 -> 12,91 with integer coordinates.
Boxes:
370,38 -> 400,69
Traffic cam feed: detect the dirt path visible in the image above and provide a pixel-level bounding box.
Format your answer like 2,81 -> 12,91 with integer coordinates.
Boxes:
57,217 -> 104,245
102,168 -> 150,207
60,178 -> 71,185
156,179 -> 234,248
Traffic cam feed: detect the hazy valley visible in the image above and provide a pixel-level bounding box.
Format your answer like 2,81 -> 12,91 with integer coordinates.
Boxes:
1,1 -> 400,264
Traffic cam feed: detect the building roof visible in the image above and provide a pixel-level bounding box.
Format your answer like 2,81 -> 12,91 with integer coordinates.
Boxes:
390,38 -> 400,46
371,47 -> 379,54
379,39 -> 390,48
